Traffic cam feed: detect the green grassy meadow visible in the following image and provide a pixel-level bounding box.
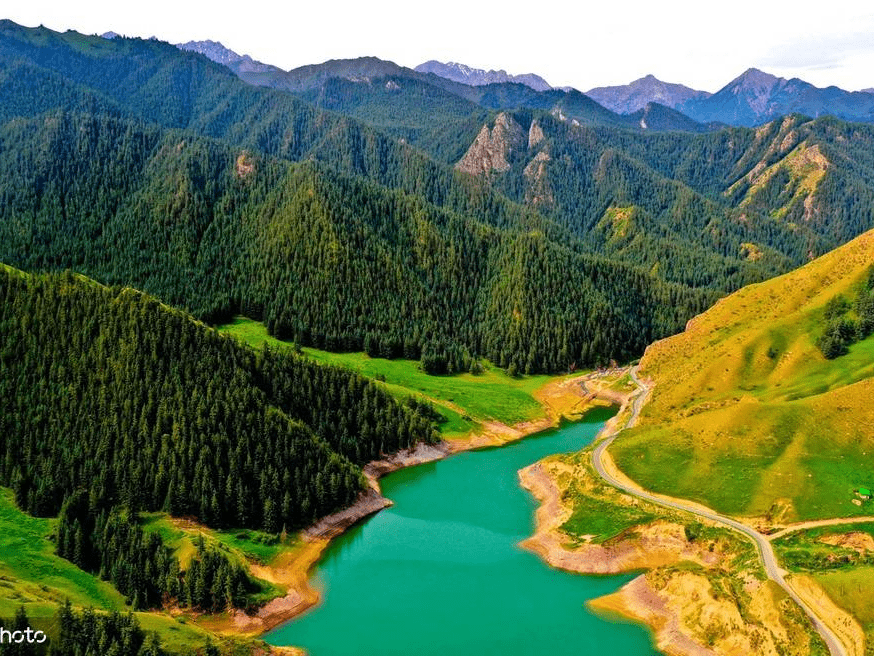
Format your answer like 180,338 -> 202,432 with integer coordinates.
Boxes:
0,489 -> 265,653
813,567 -> 874,634
0,488 -> 124,617
609,233 -> 874,522
217,316 -> 557,435
561,494 -> 656,543
140,512 -> 293,565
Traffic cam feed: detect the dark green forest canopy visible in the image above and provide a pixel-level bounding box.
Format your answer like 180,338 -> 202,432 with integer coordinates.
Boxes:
0,266 -> 436,530
0,111 -> 713,372
0,265 -> 439,618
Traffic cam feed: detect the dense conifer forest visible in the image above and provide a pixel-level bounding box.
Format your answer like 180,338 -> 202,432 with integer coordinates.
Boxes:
0,110 -> 713,372
0,266 -> 437,613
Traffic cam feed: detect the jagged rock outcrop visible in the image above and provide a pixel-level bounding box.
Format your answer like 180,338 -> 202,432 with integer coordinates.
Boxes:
456,112 -> 525,176
528,119 -> 545,149
457,114 -> 553,204
524,151 -> 553,207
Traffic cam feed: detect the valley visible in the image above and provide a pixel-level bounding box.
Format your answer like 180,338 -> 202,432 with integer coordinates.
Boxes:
2,15 -> 874,656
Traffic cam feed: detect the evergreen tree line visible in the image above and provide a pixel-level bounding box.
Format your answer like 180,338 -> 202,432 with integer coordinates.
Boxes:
0,266 -> 437,530
56,492 -> 259,612
816,266 -> 874,358
0,603 -> 165,656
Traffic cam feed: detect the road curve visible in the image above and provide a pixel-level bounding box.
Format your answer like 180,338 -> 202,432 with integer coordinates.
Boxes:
590,366 -> 847,656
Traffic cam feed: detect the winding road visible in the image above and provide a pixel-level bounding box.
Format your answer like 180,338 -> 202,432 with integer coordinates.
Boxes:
590,366 -> 849,656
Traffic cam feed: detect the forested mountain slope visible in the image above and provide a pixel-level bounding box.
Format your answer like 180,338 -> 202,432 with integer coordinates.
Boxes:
0,264 -> 440,618
0,112 -> 710,372
2,20 -> 873,374
0,264 -> 436,527
0,20 -> 527,224
457,111 -> 874,289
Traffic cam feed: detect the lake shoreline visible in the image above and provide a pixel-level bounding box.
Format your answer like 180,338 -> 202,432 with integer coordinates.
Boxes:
208,373 -> 606,639
517,372 -> 826,656
518,374 -> 719,656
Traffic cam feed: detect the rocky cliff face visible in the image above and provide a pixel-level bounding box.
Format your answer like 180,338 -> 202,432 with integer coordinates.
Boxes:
455,112 -> 526,176
528,119 -> 546,149
457,115 -> 554,206
524,150 -> 553,207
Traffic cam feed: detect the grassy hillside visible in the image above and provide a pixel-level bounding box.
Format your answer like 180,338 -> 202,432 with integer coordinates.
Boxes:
611,230 -> 874,523
0,489 -> 272,654
217,316 -> 564,437
0,488 -> 124,617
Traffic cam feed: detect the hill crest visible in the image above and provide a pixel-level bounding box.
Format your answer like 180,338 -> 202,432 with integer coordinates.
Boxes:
415,59 -> 552,91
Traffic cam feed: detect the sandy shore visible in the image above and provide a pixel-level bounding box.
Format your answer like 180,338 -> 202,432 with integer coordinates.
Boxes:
518,462 -> 719,575
209,444 -> 454,637
514,379 -> 733,656
518,372 -> 844,656
590,576 -> 717,656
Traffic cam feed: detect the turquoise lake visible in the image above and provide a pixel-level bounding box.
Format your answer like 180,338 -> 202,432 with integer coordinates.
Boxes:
266,407 -> 659,655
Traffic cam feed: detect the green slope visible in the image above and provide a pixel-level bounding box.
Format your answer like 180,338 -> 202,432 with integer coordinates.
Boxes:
610,229 -> 874,522
0,110 -> 711,372
217,316 -> 557,436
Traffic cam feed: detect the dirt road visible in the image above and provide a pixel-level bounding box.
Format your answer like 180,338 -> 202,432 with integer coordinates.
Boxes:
590,366 -> 849,656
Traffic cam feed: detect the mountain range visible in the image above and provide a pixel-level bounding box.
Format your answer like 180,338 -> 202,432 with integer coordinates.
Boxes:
681,68 -> 874,126
4,17 -> 874,374
587,68 -> 874,126
173,39 -> 874,130
413,60 -> 552,91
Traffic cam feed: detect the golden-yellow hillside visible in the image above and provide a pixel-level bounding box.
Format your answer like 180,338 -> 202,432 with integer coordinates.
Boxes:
611,230 -> 874,524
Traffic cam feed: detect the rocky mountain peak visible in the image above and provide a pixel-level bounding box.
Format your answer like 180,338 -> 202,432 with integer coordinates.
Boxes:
585,75 -> 710,114
731,68 -> 781,90
176,40 -> 276,74
415,60 -> 552,91
456,112 -> 525,176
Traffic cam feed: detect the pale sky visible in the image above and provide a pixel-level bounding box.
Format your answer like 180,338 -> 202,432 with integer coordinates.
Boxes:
6,0 -> 874,92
